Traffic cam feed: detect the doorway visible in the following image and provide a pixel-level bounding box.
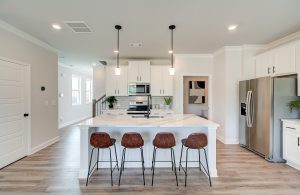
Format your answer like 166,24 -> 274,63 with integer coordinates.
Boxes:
183,76 -> 209,118
0,57 -> 30,168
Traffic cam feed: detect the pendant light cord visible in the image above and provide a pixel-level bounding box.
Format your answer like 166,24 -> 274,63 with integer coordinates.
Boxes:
171,28 -> 174,68
117,28 -> 120,68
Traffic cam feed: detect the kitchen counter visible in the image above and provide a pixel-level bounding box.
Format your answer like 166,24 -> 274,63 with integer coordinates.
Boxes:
78,114 -> 218,128
77,114 -> 219,179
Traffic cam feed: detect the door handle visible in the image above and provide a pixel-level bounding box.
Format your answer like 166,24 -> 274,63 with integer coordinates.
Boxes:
273,66 -> 276,73
24,113 -> 29,117
267,67 -> 270,74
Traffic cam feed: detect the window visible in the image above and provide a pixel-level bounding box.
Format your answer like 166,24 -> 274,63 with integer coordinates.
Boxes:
86,79 -> 92,104
72,75 -> 81,105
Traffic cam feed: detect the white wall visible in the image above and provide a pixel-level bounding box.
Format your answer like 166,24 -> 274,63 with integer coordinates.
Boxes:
58,65 -> 93,128
173,54 -> 214,116
93,66 -> 106,100
212,50 -> 227,141
0,26 -> 59,150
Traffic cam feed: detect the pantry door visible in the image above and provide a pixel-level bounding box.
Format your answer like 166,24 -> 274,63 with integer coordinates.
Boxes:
0,57 -> 30,168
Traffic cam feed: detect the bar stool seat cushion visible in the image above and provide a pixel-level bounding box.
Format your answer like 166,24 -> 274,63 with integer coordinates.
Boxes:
153,132 -> 176,148
121,132 -> 144,148
181,133 -> 207,149
90,132 -> 114,148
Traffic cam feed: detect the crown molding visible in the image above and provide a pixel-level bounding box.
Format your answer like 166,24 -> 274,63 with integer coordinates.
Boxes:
174,54 -> 213,58
0,19 -> 60,54
58,62 -> 92,75
265,30 -> 300,50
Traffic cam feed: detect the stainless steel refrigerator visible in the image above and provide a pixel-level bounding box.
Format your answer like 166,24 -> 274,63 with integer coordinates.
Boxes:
239,76 -> 298,162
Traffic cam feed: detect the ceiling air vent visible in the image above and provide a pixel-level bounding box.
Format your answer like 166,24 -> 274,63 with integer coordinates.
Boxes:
64,21 -> 92,33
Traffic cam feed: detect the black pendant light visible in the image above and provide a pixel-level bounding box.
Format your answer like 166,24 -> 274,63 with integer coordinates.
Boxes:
114,25 -> 122,75
169,25 -> 176,75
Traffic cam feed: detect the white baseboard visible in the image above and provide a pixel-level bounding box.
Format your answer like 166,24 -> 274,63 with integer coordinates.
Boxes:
59,115 -> 92,129
286,161 -> 300,171
217,134 -> 239,145
30,136 -> 60,155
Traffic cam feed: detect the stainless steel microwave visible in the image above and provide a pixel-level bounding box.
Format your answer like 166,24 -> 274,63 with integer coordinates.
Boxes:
128,83 -> 150,96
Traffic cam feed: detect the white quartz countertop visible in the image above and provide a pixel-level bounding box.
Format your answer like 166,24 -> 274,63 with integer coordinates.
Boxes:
77,114 -> 219,128
281,119 -> 300,124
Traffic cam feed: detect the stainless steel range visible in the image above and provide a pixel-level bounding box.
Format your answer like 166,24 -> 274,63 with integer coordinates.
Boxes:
127,98 -> 152,115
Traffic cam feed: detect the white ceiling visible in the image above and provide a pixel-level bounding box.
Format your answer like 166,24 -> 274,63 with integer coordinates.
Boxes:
0,0 -> 300,68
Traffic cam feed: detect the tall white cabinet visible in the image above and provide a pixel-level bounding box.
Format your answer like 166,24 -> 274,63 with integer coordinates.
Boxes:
105,66 -> 128,96
128,61 -> 151,83
150,65 -> 173,96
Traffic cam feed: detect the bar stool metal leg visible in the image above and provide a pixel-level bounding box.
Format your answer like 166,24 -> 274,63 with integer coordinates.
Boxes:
185,148 -> 189,187
203,148 -> 212,187
118,148 -> 126,186
198,149 -> 201,171
97,148 -> 99,170
86,148 -> 95,186
140,147 -> 145,185
109,148 -> 113,186
151,147 -> 157,186
171,149 -> 174,171
171,148 -> 178,186
179,144 -> 183,172
113,143 -> 119,171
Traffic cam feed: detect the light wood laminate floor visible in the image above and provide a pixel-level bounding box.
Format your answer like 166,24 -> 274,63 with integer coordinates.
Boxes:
1,125 -> 300,195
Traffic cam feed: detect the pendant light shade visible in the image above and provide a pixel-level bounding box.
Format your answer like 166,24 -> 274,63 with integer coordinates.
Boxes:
115,25 -> 122,75
169,25 -> 176,75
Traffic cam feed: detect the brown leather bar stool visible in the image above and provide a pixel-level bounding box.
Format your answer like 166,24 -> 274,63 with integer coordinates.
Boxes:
86,132 -> 119,186
118,132 -> 145,186
179,133 -> 212,187
151,132 -> 178,186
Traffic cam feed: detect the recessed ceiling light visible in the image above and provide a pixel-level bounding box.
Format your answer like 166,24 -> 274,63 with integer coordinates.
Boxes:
92,63 -> 97,66
114,50 -> 119,53
52,24 -> 62,30
168,50 -> 173,54
228,24 -> 238,31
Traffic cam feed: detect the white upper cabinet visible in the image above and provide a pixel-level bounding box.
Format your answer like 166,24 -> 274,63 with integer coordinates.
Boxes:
255,41 -> 297,78
128,61 -> 150,83
273,42 -> 296,75
255,52 -> 273,78
105,66 -> 128,96
151,65 -> 173,96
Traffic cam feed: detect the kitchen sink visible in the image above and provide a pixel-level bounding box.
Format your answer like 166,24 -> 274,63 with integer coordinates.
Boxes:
131,115 -> 164,118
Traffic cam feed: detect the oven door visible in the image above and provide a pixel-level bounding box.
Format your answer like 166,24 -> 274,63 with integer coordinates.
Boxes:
128,84 -> 150,95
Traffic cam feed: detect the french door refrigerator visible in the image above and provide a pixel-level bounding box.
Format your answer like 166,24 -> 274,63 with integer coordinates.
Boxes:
239,76 -> 298,162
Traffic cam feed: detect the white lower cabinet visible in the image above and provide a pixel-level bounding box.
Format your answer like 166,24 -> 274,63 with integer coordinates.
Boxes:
282,121 -> 300,170
105,66 -> 128,96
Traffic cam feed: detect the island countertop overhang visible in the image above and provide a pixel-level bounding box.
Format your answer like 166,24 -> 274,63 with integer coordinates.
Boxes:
77,114 -> 220,128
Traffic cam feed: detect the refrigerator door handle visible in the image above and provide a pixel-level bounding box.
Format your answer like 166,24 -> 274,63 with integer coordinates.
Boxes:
246,91 -> 251,127
249,90 -> 254,127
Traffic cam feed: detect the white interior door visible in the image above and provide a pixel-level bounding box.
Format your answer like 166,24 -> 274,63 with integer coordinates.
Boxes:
0,58 -> 29,168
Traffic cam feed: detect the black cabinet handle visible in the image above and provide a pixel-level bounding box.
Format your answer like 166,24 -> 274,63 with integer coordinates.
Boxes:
24,113 -> 29,117
298,137 -> 300,147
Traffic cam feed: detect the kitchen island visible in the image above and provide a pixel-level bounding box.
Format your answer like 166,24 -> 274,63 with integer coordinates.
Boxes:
77,114 -> 219,179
